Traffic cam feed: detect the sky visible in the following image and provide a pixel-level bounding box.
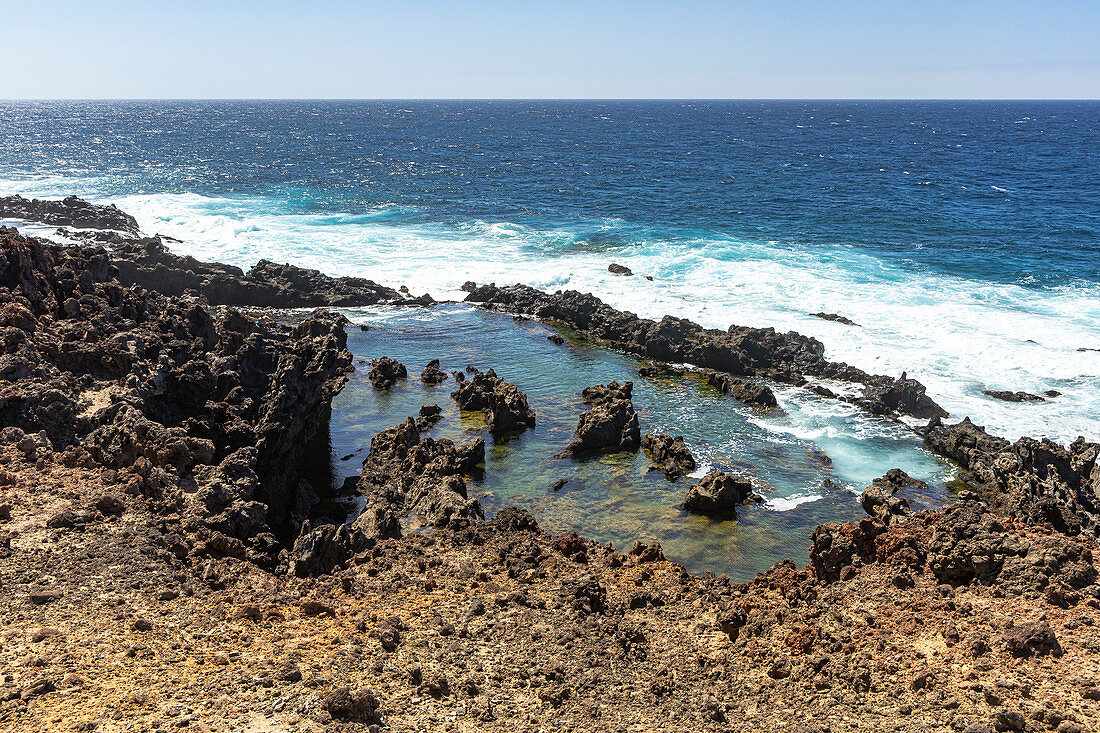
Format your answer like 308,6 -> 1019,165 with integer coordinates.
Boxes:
3,0 -> 1098,99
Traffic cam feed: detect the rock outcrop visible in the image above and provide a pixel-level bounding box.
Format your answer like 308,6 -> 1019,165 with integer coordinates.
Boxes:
1,194 -> 140,234
464,283 -> 946,421
924,417 -> 1100,538
368,357 -> 407,389
641,433 -> 696,479
420,359 -> 448,385
0,226 -> 353,562
108,237 -> 402,307
556,381 -> 640,458
450,367 -> 535,436
859,469 -> 921,525
680,472 -> 757,519
349,417 -> 485,545
703,369 -> 778,408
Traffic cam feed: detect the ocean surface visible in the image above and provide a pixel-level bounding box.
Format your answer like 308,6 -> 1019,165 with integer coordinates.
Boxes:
1,100 -> 1097,574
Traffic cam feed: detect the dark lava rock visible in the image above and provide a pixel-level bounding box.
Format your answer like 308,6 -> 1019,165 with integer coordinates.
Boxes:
608,263 -> 634,276
556,381 -> 640,458
460,281 -> 477,292
416,404 -> 443,431
323,687 -> 381,722
924,416 -> 1100,539
420,358 -> 448,385
547,334 -> 565,345
464,283 -> 947,420
641,433 -> 696,480
0,227 -> 354,562
289,521 -> 372,577
1002,620 -> 1062,657
681,472 -> 756,519
108,236 -> 402,308
983,390 -> 1045,403
0,194 -> 139,234
351,417 -> 485,539
451,367 -> 536,435
494,506 -> 540,532
809,312 -> 860,326
859,469 -> 921,525
703,370 -> 778,408
368,357 -> 407,389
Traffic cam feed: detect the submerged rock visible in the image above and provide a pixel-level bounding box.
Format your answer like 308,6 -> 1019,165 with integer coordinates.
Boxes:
641,433 -> 696,479
703,370 -> 778,408
983,389 -> 1045,403
680,472 -> 756,519
368,357 -> 407,389
809,312 -> 860,326
451,367 -> 536,435
557,381 -> 640,458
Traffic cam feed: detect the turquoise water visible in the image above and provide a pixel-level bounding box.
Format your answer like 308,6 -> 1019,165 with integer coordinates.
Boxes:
329,305 -> 953,579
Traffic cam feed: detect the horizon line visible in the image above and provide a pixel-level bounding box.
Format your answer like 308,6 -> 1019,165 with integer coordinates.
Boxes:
2,97 -> 1098,103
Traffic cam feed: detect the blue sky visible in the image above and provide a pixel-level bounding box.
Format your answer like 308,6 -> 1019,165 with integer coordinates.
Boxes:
3,0 -> 1097,98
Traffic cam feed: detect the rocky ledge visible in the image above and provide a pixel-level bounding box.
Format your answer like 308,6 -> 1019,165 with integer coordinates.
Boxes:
1,194 -> 140,234
464,282 -> 947,421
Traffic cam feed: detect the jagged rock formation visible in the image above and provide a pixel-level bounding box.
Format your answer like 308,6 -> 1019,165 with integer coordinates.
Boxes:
368,357 -> 407,389
1,194 -> 140,234
108,237 -> 402,307
450,367 -> 535,435
680,471 -> 758,519
556,381 -> 640,458
0,226 -> 352,564
464,283 -> 946,420
859,469 -> 921,525
641,433 -> 696,479
809,312 -> 860,326
420,358 -> 448,385
924,417 -> 1100,538
703,369 -> 778,408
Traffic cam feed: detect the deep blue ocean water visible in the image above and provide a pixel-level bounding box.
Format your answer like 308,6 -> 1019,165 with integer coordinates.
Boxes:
2,99 -> 1097,575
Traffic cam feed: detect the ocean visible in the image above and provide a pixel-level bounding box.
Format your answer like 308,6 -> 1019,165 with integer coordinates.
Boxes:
1,100 -> 1097,574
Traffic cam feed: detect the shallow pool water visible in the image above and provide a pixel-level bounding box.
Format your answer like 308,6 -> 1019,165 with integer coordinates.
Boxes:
328,304 -> 955,580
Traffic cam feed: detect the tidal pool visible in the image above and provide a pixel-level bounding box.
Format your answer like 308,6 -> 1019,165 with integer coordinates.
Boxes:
328,304 -> 955,580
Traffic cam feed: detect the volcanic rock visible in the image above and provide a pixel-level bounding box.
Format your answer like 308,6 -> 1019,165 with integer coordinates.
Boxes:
421,359 -> 448,385
983,390 -> 1045,403
608,263 -> 633,276
368,357 -> 407,389
680,472 -> 756,519
450,367 -> 535,435
703,370 -> 778,408
557,381 -> 640,458
859,469 -> 921,525
464,283 -> 946,420
0,195 -> 139,234
641,433 -> 696,479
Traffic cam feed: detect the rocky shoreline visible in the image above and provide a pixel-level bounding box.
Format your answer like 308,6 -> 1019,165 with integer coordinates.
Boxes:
1,197 -> 1099,731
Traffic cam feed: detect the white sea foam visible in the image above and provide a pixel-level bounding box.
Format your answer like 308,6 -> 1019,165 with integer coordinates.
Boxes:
7,184 -> 1098,446
764,493 -> 824,511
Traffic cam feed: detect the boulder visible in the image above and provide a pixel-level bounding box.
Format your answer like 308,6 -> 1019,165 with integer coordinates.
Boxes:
703,370 -> 778,408
368,357 -> 407,389
680,472 -> 756,519
557,381 -> 640,458
421,358 -> 448,385
859,469 -> 921,525
641,433 -> 696,479
451,367 -> 535,435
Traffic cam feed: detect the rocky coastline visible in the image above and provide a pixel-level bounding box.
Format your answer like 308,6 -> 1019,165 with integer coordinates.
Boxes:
1,197 -> 1099,732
